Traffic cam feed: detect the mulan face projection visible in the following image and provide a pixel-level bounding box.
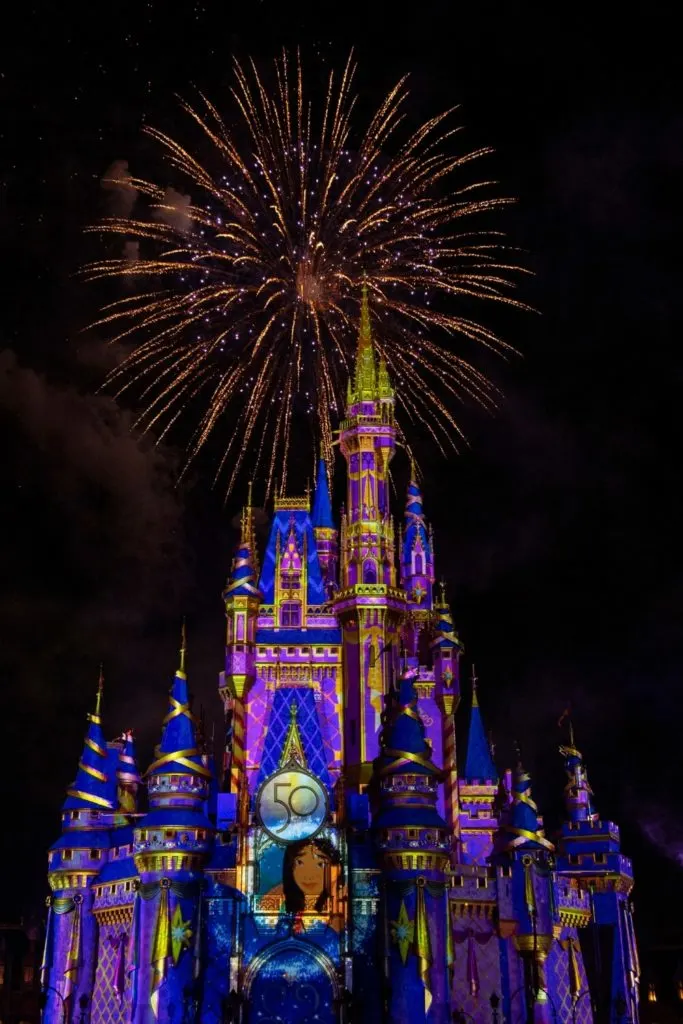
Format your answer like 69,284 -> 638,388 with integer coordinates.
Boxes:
282,837 -> 340,915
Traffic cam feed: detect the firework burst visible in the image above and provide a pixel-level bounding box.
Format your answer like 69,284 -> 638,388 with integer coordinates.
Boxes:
85,51 -> 528,494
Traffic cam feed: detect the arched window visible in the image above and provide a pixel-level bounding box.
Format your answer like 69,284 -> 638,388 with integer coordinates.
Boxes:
363,560 -> 377,584
414,554 -> 423,575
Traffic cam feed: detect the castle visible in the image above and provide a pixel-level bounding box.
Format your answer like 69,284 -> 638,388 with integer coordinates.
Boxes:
41,291 -> 641,1023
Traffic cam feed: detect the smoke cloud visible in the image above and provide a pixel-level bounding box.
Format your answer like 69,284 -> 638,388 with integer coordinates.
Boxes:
101,159 -> 138,218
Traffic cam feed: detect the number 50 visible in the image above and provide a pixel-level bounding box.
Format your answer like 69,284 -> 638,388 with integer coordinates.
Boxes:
272,781 -> 320,833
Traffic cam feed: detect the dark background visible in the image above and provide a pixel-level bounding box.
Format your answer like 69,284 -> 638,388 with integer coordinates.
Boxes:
1,0 -> 682,961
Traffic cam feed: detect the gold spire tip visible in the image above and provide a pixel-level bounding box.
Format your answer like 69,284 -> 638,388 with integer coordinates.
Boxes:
179,618 -> 187,674
247,479 -> 253,508
471,664 -> 479,706
95,663 -> 104,716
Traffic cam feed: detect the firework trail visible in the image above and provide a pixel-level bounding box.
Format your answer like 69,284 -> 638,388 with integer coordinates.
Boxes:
85,51 -> 528,494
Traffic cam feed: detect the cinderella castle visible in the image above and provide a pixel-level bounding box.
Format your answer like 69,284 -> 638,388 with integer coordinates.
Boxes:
41,292 -> 641,1023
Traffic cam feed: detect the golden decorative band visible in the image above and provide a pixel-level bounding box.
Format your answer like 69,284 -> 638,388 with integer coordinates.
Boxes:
85,737 -> 107,758
145,747 -> 212,778
379,747 -> 438,776
506,827 -> 554,851
79,761 -> 108,783
163,695 -> 198,726
88,713 -> 102,726
401,706 -> 422,723
66,788 -> 115,809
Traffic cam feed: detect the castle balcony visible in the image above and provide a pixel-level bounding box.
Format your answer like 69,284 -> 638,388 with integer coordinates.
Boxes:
448,864 -> 503,920
554,877 -> 592,928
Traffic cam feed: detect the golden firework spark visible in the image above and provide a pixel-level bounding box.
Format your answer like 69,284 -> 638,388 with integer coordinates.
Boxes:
85,51 -> 529,495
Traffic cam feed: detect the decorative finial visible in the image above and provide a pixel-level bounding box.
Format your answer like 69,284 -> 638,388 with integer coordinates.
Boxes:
95,663 -> 104,717
471,663 -> 479,707
179,618 -> 187,675
438,579 -> 447,605
289,700 -> 298,719
410,456 -> 417,483
305,478 -> 311,500
247,479 -> 253,509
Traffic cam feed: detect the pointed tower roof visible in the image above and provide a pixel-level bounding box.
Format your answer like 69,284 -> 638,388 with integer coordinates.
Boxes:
402,463 -> 431,564
64,667 -> 116,812
223,485 -> 261,600
145,625 -> 212,783
559,713 -> 598,823
116,731 -> 141,805
374,668 -> 446,830
431,584 -> 464,652
463,668 -> 498,783
353,282 -> 377,400
503,755 -> 554,852
312,457 -> 335,529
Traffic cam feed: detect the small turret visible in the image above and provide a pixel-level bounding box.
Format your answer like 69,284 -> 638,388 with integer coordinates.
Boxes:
558,712 -> 597,823
45,670 -> 112,1021
221,490 -> 262,793
312,456 -> 338,590
501,755 -> 554,854
63,667 -> 116,815
401,464 -> 435,621
373,669 -> 450,1022
115,730 -> 141,814
458,669 -> 499,864
135,628 -> 214,1020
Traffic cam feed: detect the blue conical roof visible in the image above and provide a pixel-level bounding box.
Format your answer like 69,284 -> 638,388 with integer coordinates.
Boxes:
223,503 -> 261,600
463,679 -> 498,783
312,458 -> 334,529
504,760 -> 554,852
64,676 -> 116,811
145,642 -> 212,782
378,670 -> 438,777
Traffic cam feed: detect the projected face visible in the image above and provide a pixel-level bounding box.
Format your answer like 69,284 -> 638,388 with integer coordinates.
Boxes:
293,843 -> 329,895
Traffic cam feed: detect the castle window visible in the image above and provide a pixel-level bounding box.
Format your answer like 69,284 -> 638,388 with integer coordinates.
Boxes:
316,647 -> 323,654
594,852 -> 606,864
363,560 -> 377,584
569,854 -> 581,865
71,811 -> 80,821
282,602 -> 301,627
477,877 -> 488,889
414,554 -> 424,575
64,850 -> 73,860
23,966 -> 34,985
165,830 -> 173,840
90,849 -> 101,860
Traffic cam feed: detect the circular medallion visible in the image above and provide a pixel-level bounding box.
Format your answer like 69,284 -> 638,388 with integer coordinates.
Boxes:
255,765 -> 328,844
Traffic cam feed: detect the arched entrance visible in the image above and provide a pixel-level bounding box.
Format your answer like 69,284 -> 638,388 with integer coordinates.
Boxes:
245,941 -> 337,1024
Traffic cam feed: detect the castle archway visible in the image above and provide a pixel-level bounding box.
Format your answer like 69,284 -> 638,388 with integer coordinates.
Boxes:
244,940 -> 338,1024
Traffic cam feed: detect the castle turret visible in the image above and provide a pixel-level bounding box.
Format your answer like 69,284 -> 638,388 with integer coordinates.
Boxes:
133,629 -> 213,1021
556,720 -> 640,1021
374,669 -> 451,1023
220,490 -> 261,794
116,731 -> 141,814
458,669 -> 499,864
312,456 -> 338,592
495,757 -> 556,1023
335,284 -> 406,787
431,585 -> 464,842
44,670 -> 113,1022
401,466 -> 435,629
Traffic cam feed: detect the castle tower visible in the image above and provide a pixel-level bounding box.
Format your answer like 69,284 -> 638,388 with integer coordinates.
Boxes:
312,456 -> 338,593
116,731 -> 141,813
373,669 -> 451,1023
494,758 -> 557,1024
556,723 -> 640,1021
44,671 -> 114,1023
133,629 -> 213,1022
458,669 -> 499,864
401,466 -> 435,658
335,285 -> 406,786
220,490 -> 261,794
431,586 -> 464,839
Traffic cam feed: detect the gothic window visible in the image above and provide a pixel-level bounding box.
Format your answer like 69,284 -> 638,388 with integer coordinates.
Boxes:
281,602 -> 301,627
414,553 -> 423,575
363,560 -> 377,584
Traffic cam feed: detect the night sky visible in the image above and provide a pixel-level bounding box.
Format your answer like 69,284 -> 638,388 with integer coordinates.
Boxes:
2,1 -> 682,953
